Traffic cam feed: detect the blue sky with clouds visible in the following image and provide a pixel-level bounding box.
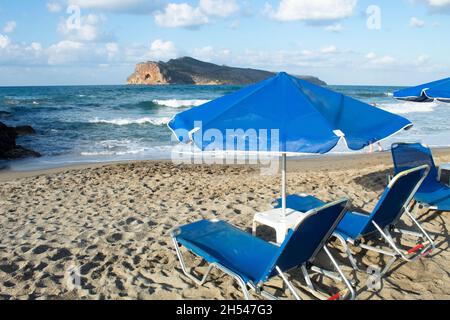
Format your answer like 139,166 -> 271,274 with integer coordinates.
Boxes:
0,0 -> 449,86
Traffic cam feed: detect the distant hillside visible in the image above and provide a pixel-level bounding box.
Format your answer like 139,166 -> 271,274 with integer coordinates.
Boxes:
127,57 -> 326,86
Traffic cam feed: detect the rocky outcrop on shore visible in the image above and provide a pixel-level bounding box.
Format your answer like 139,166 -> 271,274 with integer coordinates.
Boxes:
127,57 -> 327,86
0,122 -> 41,159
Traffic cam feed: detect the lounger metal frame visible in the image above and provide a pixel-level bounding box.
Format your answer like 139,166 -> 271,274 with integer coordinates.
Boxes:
334,165 -> 436,278
171,199 -> 356,300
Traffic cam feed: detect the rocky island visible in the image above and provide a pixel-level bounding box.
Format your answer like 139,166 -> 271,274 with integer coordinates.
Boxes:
127,57 -> 326,86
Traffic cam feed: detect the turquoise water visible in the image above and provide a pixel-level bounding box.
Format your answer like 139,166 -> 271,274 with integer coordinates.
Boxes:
1,84 -> 449,170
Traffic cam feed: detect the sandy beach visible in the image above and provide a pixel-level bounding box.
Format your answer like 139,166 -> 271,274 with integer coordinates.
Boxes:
0,150 -> 449,300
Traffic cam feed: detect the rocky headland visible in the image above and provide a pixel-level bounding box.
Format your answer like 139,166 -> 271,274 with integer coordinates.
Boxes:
127,57 -> 326,86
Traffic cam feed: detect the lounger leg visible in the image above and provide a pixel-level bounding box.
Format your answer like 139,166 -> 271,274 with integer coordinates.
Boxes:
334,234 -> 361,272
212,264 -> 252,300
404,209 -> 435,252
301,261 -> 354,300
171,236 -> 214,286
276,266 -> 301,300
372,220 -> 434,263
323,247 -> 356,300
301,264 -> 315,292
172,236 -> 253,300
259,290 -> 278,300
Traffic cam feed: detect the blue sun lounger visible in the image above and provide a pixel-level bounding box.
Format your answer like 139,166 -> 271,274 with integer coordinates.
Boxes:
391,142 -> 450,211
274,165 -> 435,276
171,199 -> 355,300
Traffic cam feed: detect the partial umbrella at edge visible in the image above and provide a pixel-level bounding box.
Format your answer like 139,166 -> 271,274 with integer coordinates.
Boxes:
394,77 -> 450,103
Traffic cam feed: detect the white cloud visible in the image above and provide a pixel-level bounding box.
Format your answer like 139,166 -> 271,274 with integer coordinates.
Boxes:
154,3 -> 209,28
57,14 -> 112,42
376,56 -> 395,65
192,46 -> 231,62
321,45 -> 338,54
68,0 -> 162,14
365,52 -> 396,66
0,34 -> 10,49
0,38 -> 45,66
229,20 -> 240,29
366,52 -> 376,60
47,2 -> 63,13
105,42 -> 119,61
47,40 -> 117,65
409,17 -> 425,28
426,0 -> 450,8
415,54 -> 430,65
265,0 -> 357,23
148,39 -> 179,60
30,43 -> 43,52
199,0 -> 239,17
47,40 -> 86,65
3,21 -> 17,34
325,23 -> 343,33
154,1 -> 241,28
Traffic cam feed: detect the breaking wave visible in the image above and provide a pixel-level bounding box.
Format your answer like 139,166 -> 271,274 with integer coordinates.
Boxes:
89,117 -> 171,126
152,99 -> 210,108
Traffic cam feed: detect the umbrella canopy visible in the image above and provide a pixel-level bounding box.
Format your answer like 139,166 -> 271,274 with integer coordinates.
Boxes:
394,77 -> 450,103
168,72 -> 412,216
169,72 -> 412,154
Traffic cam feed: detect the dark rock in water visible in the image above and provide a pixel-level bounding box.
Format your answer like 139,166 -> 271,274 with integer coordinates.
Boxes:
15,125 -> 36,136
0,111 -> 12,118
1,146 -> 41,159
0,122 -> 16,150
127,56 -> 327,86
0,122 -> 41,159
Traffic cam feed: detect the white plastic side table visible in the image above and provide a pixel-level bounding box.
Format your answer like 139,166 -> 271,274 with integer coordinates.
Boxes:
252,208 -> 307,245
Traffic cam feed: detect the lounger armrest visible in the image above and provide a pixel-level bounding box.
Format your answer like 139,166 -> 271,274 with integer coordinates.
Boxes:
387,174 -> 393,185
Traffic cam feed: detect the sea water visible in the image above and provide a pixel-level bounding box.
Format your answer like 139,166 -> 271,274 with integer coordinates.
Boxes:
0,84 -> 449,170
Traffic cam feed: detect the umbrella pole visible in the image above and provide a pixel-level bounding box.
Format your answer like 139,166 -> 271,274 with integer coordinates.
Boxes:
281,153 -> 287,217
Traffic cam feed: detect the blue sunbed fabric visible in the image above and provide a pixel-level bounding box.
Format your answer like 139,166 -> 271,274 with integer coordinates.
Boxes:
176,220 -> 279,284
392,143 -> 450,211
275,195 -> 325,212
174,200 -> 347,284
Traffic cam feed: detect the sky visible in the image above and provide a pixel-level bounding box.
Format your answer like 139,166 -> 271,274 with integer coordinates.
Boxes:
0,0 -> 450,86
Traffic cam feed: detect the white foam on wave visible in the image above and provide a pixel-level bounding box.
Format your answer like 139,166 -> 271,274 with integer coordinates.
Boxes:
153,99 -> 210,108
80,140 -> 173,157
89,117 -> 171,126
378,101 -> 440,114
80,149 -> 146,156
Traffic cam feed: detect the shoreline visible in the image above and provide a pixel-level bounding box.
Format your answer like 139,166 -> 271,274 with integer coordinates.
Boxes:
2,146 -> 450,182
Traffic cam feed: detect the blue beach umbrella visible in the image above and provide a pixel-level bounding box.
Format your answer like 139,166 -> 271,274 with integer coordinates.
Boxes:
394,77 -> 450,103
168,72 -> 412,214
